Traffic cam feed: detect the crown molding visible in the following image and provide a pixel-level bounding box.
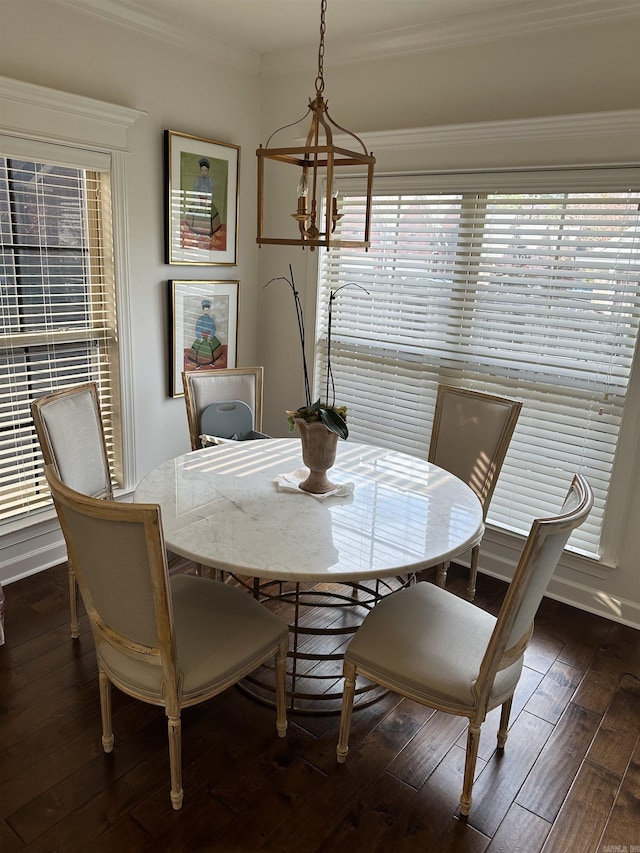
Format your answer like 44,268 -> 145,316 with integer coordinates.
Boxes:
0,76 -> 146,151
262,0 -> 640,76
342,109 -> 640,153
55,0 -> 639,79
56,0 -> 261,75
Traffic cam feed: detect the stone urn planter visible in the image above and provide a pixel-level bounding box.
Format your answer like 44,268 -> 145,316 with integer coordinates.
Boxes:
295,418 -> 339,494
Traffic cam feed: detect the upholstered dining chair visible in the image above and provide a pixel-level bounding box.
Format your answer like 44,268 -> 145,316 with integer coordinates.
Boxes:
428,385 -> 522,599
44,464 -> 289,811
182,366 -> 265,451
336,474 -> 592,818
182,366 -> 269,583
31,382 -> 113,638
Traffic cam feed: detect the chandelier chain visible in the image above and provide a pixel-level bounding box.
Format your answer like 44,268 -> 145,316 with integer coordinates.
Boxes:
315,0 -> 327,95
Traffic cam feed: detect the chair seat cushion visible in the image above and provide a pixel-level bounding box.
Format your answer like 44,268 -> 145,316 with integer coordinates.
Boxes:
346,582 -> 523,712
98,575 -> 288,703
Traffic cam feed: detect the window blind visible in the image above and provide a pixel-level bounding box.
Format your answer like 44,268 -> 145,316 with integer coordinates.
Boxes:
315,169 -> 640,559
0,152 -> 121,521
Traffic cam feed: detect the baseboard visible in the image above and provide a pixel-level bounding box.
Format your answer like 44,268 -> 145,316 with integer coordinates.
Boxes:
467,530 -> 640,630
0,512 -> 66,586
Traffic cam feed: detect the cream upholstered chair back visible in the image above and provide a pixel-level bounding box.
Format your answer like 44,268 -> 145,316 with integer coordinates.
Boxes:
428,385 -> 522,599
475,474 -> 593,706
182,367 -> 264,450
44,464 -> 289,810
428,385 -> 522,514
44,464 -> 172,665
31,382 -> 113,637
31,382 -> 112,500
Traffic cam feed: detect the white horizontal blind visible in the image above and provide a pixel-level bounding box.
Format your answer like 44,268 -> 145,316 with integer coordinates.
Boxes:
315,169 -> 640,558
0,153 -> 121,521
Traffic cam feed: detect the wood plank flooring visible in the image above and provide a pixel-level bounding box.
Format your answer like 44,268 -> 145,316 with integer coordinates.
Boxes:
0,561 -> 638,852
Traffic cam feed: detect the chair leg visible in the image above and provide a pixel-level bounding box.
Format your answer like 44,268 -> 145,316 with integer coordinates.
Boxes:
436,560 -> 449,588
467,545 -> 479,601
69,560 -> 80,639
275,637 -> 288,738
167,712 -> 184,810
497,696 -> 513,749
98,667 -> 114,752
460,722 -> 482,816
336,659 -> 357,764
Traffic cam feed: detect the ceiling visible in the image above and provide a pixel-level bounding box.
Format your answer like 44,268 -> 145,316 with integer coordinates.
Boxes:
57,0 -> 637,73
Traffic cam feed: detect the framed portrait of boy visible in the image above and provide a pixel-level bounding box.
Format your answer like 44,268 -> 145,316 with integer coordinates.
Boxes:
168,280 -> 239,397
165,130 -> 239,265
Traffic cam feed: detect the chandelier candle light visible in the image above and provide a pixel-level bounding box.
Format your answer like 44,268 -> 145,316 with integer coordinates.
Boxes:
256,0 -> 376,250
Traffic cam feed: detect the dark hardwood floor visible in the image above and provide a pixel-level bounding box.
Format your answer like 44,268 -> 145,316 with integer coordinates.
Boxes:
0,561 -> 638,852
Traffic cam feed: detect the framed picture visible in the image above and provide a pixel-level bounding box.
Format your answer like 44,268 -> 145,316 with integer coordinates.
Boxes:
165,130 -> 240,265
168,280 -> 239,397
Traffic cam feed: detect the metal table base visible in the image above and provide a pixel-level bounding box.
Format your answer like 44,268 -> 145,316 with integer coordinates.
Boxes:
233,575 -> 414,715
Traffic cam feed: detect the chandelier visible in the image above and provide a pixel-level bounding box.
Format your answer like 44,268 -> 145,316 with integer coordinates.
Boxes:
256,0 -> 375,251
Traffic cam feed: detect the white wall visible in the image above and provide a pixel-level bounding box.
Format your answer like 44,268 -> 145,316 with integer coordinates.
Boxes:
0,0 -> 262,475
0,0 -> 263,582
1,2 -> 639,624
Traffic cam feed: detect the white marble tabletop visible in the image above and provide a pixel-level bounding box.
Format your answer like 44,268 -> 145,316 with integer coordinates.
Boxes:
134,439 -> 484,583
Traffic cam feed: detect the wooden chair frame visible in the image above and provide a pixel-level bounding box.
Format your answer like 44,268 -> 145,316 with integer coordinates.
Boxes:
428,384 -> 522,599
44,465 -> 288,810
337,474 -> 593,817
31,382 -> 112,638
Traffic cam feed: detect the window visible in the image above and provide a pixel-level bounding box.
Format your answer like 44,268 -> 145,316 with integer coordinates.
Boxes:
315,169 -> 640,560
0,152 -> 121,521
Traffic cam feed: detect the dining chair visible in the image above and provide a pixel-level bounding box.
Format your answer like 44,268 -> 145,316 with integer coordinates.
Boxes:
182,366 -> 269,583
44,464 -> 289,810
336,474 -> 593,817
32,383 -> 191,634
31,382 -> 113,638
428,384 -> 522,599
182,366 -> 265,451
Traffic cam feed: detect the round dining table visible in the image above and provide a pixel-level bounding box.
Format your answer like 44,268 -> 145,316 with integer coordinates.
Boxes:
135,438 -> 484,713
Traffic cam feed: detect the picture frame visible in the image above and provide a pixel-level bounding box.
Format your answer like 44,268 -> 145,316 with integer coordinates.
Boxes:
168,280 -> 239,397
165,130 -> 240,265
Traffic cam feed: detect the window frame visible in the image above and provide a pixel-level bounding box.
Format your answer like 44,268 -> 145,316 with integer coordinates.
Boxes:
0,77 -> 142,563
1,155 -> 123,519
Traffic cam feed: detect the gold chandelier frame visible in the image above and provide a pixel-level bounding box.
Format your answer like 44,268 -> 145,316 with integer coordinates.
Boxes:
256,0 -> 375,251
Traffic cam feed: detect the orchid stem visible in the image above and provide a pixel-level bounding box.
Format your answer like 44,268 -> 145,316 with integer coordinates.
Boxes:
326,282 -> 369,407
326,290 -> 334,406
263,272 -> 369,418
264,266 -> 311,408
